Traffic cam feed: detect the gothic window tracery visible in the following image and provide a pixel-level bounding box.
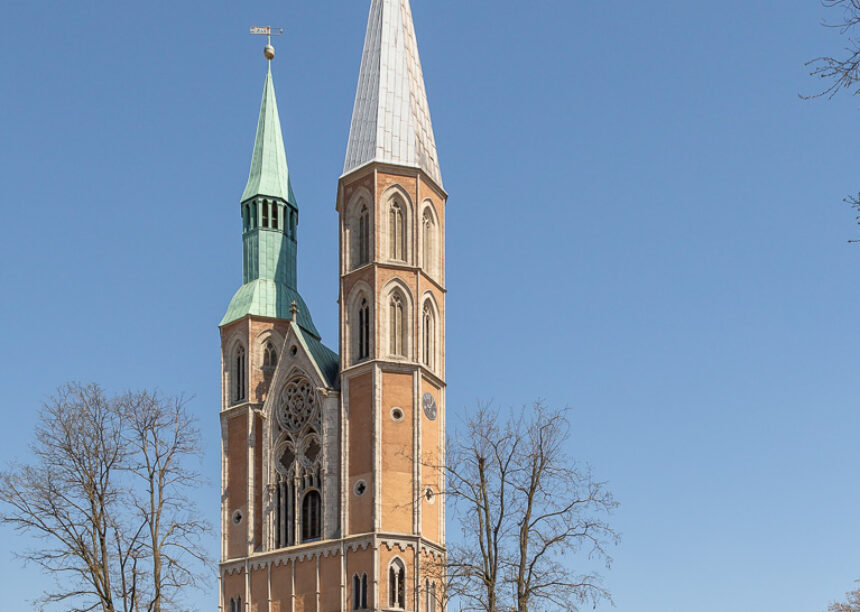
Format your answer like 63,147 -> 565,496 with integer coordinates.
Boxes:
263,341 -> 277,368
389,201 -> 405,260
271,375 -> 323,548
353,573 -> 368,609
389,558 -> 406,608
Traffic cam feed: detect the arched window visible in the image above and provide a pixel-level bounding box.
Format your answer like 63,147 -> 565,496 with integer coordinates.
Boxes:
389,294 -> 404,356
251,202 -> 257,229
389,559 -> 406,608
353,572 -> 368,609
358,298 -> 370,360
262,200 -> 270,227
359,204 -> 370,265
425,579 -> 436,612
301,490 -> 321,542
422,302 -> 435,369
423,209 -> 436,275
263,342 -> 277,368
233,346 -> 246,402
272,203 -> 279,230
243,204 -> 250,231
230,597 -> 235,612
389,201 -> 404,260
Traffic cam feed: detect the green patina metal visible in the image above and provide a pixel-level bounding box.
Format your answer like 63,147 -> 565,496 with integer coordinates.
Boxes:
296,326 -> 340,389
221,64 -> 329,355
241,64 -> 297,206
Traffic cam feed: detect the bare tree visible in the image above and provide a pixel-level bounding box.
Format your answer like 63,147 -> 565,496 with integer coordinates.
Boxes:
0,383 -> 211,612
806,0 -> 860,231
831,583 -> 860,612
441,402 -> 618,612
119,391 -> 210,612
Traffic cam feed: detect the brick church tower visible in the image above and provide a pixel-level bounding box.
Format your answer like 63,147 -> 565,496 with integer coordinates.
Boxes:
219,1 -> 446,610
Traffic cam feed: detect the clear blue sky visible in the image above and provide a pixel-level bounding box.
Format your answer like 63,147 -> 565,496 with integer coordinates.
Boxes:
1,1 -> 858,610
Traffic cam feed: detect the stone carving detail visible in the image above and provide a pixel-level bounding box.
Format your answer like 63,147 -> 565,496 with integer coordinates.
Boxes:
277,377 -> 315,433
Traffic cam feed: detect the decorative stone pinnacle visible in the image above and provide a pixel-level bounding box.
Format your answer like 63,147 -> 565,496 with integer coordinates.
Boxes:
290,300 -> 299,322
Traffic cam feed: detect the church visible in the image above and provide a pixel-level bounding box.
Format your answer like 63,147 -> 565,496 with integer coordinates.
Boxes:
218,1 -> 447,610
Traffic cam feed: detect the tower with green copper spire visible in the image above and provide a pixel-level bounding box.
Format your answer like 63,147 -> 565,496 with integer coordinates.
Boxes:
220,62 -> 318,337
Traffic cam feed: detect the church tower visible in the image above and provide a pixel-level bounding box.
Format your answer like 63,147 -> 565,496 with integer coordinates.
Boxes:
219,1 -> 445,609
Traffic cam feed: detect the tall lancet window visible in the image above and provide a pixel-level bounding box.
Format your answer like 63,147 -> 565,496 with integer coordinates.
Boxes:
353,573 -> 368,609
389,201 -> 404,260
233,345 -> 246,403
389,294 -> 404,356
423,209 -> 436,276
389,559 -> 406,608
301,490 -> 321,541
358,298 -> 370,360
423,302 -> 435,369
273,377 -> 322,548
359,204 -> 370,265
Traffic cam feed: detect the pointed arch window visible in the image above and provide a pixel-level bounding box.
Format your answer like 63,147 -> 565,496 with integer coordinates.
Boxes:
353,573 -> 368,609
272,203 -> 279,230
389,201 -> 404,260
389,294 -> 404,356
233,345 -> 246,403
359,204 -> 370,265
423,209 -> 436,275
263,342 -> 277,369
389,559 -> 406,608
425,579 -> 436,612
422,302 -> 435,369
301,490 -> 321,542
358,298 -> 370,360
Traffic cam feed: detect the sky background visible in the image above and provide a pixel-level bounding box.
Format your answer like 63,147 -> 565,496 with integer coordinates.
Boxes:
1,1 -> 859,610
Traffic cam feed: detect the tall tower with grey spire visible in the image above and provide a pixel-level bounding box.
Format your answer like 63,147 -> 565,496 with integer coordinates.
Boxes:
219,2 -> 446,609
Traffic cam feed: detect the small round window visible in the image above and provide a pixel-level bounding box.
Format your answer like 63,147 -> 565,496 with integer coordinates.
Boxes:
424,487 -> 435,504
390,407 -> 404,422
353,479 -> 368,497
231,509 -> 243,525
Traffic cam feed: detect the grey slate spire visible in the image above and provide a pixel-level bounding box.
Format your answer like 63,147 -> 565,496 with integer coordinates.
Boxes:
343,0 -> 443,187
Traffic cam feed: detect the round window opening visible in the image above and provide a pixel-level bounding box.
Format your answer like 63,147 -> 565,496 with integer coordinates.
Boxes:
390,407 -> 404,422
353,479 -> 368,497
424,487 -> 435,504
290,345 -> 298,356
231,509 -> 243,525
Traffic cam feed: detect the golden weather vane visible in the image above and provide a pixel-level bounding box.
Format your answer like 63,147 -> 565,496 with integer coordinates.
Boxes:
250,26 -> 284,60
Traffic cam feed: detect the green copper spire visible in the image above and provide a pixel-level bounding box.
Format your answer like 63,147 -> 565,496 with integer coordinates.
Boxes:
221,63 -> 318,336
241,64 -> 297,205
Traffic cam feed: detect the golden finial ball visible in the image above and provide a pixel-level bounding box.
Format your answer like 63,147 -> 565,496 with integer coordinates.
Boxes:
264,44 -> 275,60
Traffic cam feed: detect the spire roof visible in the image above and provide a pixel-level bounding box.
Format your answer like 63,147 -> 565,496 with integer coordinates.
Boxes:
343,0 -> 443,187
242,65 -> 297,205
